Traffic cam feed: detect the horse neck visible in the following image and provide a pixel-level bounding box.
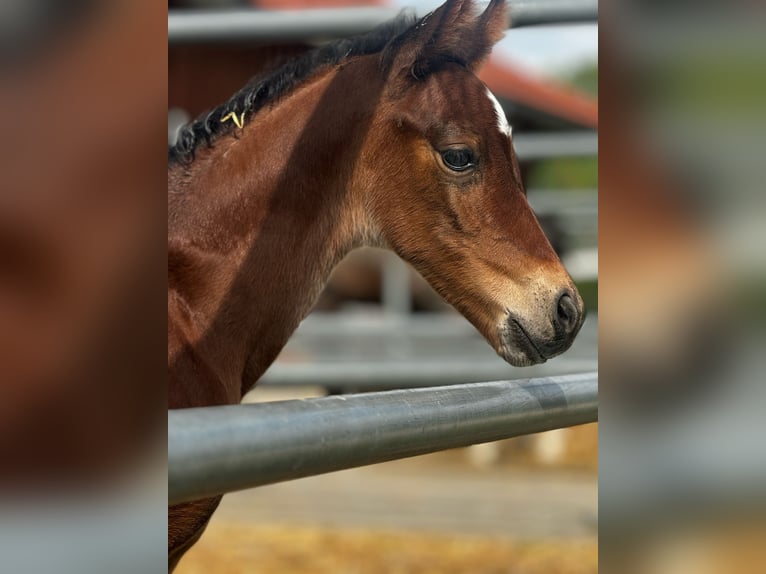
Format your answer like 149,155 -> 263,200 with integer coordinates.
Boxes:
169,61 -> 383,399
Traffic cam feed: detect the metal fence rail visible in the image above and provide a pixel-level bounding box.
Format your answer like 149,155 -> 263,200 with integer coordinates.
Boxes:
255,314 -> 598,390
168,0 -> 598,45
169,372 -> 597,504
514,131 -> 598,161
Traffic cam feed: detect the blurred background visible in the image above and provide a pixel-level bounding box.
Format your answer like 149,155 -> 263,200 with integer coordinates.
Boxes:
598,1 -> 766,573
168,1 -> 598,572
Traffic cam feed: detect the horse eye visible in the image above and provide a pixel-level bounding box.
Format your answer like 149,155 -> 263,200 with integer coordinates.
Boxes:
441,149 -> 475,172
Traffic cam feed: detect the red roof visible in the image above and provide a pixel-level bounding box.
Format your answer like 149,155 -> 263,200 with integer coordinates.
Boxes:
252,0 -> 597,128
255,0 -> 387,7
479,57 -> 598,128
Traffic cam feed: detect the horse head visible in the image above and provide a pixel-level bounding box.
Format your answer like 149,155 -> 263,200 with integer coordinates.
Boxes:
360,0 -> 584,366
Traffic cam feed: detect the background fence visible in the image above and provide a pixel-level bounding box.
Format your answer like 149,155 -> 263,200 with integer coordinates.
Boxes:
168,0 -> 599,44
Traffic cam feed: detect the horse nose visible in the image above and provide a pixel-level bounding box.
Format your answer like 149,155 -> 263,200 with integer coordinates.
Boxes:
553,290 -> 582,338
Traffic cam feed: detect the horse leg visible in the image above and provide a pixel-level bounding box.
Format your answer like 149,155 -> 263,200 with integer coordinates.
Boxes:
168,495 -> 223,572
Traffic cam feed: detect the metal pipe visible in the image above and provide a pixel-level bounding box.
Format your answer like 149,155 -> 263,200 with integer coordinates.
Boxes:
513,131 -> 598,160
169,7 -> 397,45
381,252 -> 411,316
509,0 -> 598,27
169,372 -> 597,504
168,1 -> 598,45
258,359 -> 598,389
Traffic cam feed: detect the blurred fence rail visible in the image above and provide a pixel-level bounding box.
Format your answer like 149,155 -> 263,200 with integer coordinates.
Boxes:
168,0 -> 598,45
169,372 -> 598,504
514,131 -> 598,161
257,315 -> 598,390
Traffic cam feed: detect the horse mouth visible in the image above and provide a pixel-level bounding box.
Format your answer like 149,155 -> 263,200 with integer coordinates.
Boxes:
500,319 -> 547,366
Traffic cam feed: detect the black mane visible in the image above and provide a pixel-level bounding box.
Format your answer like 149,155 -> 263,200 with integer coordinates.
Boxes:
168,13 -> 416,166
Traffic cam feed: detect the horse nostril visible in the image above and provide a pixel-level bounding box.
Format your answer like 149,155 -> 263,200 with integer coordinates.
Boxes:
555,293 -> 579,335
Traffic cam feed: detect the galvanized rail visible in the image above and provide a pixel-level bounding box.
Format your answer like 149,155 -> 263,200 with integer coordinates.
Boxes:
169,372 -> 597,504
514,131 -> 598,161
168,0 -> 598,45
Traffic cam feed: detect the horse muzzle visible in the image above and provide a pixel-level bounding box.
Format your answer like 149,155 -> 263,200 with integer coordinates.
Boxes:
498,288 -> 585,367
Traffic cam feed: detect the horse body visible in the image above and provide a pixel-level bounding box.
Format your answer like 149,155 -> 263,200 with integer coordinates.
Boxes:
169,65 -> 375,408
168,0 -> 584,569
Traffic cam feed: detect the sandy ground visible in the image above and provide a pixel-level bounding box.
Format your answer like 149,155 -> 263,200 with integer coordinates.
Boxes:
177,443 -> 597,574
179,523 -> 597,574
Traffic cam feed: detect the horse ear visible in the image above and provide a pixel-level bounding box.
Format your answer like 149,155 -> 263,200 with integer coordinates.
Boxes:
462,0 -> 507,68
381,0 -> 507,81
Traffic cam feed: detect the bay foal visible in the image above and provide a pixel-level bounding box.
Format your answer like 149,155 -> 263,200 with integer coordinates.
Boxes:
168,0 -> 584,568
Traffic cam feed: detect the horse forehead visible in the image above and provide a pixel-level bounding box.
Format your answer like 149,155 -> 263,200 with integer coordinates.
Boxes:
424,80 -> 512,138
485,88 -> 512,138
416,76 -> 491,119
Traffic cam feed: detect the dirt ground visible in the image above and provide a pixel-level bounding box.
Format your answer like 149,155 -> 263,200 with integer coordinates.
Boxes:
179,523 -> 597,574
176,428 -> 597,574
